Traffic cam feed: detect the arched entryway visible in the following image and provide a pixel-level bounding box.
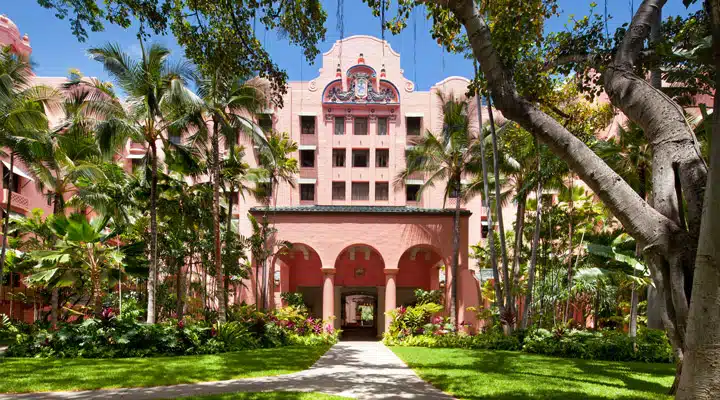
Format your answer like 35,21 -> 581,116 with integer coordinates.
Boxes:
272,243 -> 323,318
396,245 -> 445,306
334,244 -> 385,339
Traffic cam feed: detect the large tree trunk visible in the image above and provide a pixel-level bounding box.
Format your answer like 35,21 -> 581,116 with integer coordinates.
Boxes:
0,152 -> 15,289
146,140 -> 158,324
211,119 -> 226,322
675,1 -> 720,397
446,3 -> 701,385
450,178 -> 462,326
476,92 -> 504,316
521,145 -> 543,329
487,96 -> 513,330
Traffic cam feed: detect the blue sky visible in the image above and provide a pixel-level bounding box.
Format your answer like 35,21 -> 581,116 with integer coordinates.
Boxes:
3,1 -> 700,91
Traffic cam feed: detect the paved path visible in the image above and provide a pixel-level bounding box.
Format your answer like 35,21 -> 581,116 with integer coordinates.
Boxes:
1,341 -> 453,400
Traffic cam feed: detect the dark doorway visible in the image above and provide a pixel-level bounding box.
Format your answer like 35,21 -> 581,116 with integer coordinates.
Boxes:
340,290 -> 379,341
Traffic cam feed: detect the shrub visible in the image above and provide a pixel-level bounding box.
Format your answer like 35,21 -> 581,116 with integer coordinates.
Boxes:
387,303 -> 443,338
280,292 -> 305,308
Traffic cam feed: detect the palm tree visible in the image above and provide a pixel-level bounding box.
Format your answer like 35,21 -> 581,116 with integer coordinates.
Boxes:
593,122 -> 651,335
190,72 -> 269,322
90,42 -> 199,323
256,132 -> 298,310
398,91 -> 481,326
0,47 -> 57,291
26,213 -> 134,314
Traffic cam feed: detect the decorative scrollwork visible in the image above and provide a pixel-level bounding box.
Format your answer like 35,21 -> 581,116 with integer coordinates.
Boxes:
308,80 -> 317,92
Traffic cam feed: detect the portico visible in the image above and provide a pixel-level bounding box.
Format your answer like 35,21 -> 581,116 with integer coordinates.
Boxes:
248,205 -> 479,335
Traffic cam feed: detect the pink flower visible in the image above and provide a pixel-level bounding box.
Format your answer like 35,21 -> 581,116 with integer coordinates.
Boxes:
325,324 -> 335,334
432,316 -> 442,324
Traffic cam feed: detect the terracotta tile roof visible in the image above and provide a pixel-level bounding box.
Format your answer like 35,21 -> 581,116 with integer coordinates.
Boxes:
248,205 -> 471,216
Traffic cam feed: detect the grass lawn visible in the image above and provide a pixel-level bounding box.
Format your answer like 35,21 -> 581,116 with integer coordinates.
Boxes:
179,392 -> 349,399
391,347 -> 675,399
0,345 -> 330,393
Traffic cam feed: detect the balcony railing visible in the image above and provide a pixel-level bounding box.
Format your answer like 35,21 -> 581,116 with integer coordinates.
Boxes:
3,190 -> 29,213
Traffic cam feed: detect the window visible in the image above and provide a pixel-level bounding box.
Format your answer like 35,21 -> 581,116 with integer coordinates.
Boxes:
378,118 -> 388,135
351,182 -> 369,200
131,158 -> 143,172
406,184 -> 421,202
354,117 -> 368,135
258,181 -> 273,199
352,150 -> 369,167
334,116 -> 345,135
169,134 -> 181,145
301,116 -> 316,135
300,150 -> 315,168
406,116 -> 422,136
449,182 -> 461,198
332,181 -> 346,200
300,184 -> 315,201
259,114 -> 273,132
376,149 -> 389,168
481,221 -> 490,238
375,182 -> 389,201
333,149 -> 346,167
3,168 -> 20,193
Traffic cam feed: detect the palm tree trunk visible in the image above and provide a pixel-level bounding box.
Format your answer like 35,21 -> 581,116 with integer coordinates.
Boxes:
176,258 -> 183,319
522,162 -> 543,329
225,189 -> 234,311
487,95 -> 513,331
0,152 -> 15,291
211,119 -> 226,322
512,190 -> 527,326
476,91 -> 504,316
564,176 -> 575,324
450,178 -> 462,326
8,271 -> 13,319
146,140 -> 158,324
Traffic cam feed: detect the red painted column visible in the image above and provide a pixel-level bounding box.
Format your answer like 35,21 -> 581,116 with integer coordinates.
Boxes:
322,267 -> 336,325
384,268 -> 399,333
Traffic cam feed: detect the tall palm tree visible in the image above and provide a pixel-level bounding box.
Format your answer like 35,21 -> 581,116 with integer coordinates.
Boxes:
256,132 -> 298,310
90,41 -> 200,323
593,122 -> 652,335
190,72 -> 269,321
0,47 -> 57,300
398,91 -> 481,326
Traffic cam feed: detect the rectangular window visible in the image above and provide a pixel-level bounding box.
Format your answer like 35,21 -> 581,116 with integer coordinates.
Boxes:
375,182 -> 389,201
2,168 -> 20,193
130,158 -> 143,172
334,116 -> 345,135
351,182 -> 369,201
300,149 -> 315,168
354,117 -> 368,135
332,181 -> 346,200
258,182 -> 273,199
376,149 -> 389,168
378,118 -> 388,135
258,114 -> 273,132
481,221 -> 490,238
352,149 -> 369,167
406,184 -> 421,202
169,134 -> 182,145
406,117 -> 422,136
300,183 -> 315,201
449,182 -> 461,199
301,116 -> 316,135
332,149 -> 346,167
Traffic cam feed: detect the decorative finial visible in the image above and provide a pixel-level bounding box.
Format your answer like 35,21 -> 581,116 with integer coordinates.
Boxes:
380,64 -> 386,78
358,53 -> 365,64
336,64 -> 342,77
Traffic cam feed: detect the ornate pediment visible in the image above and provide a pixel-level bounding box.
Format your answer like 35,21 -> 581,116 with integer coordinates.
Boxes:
323,71 -> 399,105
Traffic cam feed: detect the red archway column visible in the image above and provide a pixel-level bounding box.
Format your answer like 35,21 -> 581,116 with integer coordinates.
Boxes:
384,268 -> 399,333
322,267 -> 336,325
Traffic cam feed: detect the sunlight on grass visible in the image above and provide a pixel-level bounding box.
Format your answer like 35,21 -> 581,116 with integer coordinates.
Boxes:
391,347 -> 675,400
179,392 -> 349,400
0,345 -> 330,393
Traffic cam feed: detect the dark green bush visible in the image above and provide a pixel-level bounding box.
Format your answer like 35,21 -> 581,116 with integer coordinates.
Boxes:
5,304 -> 339,358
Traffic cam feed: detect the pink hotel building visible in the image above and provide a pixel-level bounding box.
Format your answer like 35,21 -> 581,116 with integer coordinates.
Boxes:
1,15 -> 503,333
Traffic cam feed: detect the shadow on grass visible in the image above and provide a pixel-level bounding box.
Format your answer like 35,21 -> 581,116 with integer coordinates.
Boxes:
0,345 -> 331,393
391,347 -> 675,400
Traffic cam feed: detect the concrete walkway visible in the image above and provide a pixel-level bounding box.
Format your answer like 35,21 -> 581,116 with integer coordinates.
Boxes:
0,341 -> 453,400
